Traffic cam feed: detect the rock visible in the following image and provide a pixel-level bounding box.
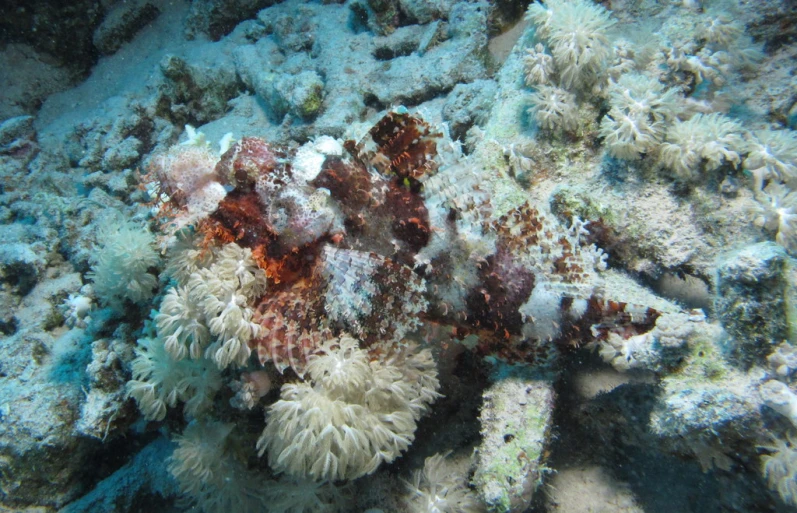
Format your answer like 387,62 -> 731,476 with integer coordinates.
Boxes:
715,242 -> 797,366
0,329 -> 95,509
185,0 -> 278,40
473,369 -> 555,513
92,0 -> 160,55
58,438 -> 178,513
442,79 -> 497,141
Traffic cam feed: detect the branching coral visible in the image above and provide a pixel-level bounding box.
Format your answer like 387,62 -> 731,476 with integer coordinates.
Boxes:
599,73 -> 681,159
527,85 -> 579,132
88,219 -> 160,310
761,432 -> 797,507
526,0 -> 615,91
659,113 -> 745,179
404,453 -> 482,513
126,335 -> 222,421
257,335 -> 440,481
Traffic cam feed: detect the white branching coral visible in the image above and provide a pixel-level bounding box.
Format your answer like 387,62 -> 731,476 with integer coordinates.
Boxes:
523,43 -> 556,86
186,243 -> 266,369
169,420 -> 269,513
157,285 -> 211,361
528,85 -> 579,132
747,183 -> 797,254
126,335 -> 222,421
404,453 -> 482,513
744,129 -> 797,190
600,73 -> 681,159
257,335 -> 441,482
156,242 -> 266,368
769,342 -> 797,380
526,0 -> 615,90
659,113 -> 745,179
88,219 -> 160,310
761,432 -> 797,507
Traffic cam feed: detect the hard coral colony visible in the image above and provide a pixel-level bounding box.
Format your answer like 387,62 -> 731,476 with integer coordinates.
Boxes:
3,0 -> 797,512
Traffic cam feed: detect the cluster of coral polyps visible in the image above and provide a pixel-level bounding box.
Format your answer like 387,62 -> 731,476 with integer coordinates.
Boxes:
134,108 -> 671,484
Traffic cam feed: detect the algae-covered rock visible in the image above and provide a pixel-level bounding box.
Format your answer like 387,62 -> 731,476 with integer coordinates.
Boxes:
715,242 -> 797,366
473,369 -> 554,513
